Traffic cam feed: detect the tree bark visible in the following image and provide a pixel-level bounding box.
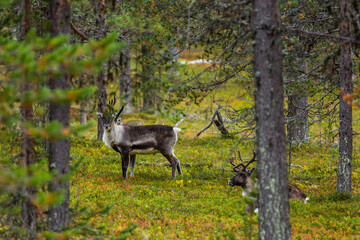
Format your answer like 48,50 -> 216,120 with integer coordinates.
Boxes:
119,29 -> 133,113
96,0 -> 107,141
97,67 -> 107,140
287,62 -> 309,145
337,0 -> 352,193
48,0 -> 71,232
253,0 -> 291,239
18,0 -> 38,239
141,43 -> 155,112
79,75 -> 87,125
287,94 -> 309,145
80,100 -> 87,125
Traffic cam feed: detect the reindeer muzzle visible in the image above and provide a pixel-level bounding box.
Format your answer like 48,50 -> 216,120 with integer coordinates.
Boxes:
228,179 -> 235,187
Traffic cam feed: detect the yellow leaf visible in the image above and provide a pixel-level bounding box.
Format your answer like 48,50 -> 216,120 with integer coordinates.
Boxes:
61,127 -> 70,137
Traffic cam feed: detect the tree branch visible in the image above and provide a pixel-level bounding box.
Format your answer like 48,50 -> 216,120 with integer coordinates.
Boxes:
197,107 -> 231,137
70,21 -> 89,41
197,106 -> 220,137
287,27 -> 360,44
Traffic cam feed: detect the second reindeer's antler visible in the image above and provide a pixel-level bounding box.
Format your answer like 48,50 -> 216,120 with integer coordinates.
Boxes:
108,94 -> 117,106
107,95 -> 124,121
230,150 -> 246,172
230,150 -> 257,172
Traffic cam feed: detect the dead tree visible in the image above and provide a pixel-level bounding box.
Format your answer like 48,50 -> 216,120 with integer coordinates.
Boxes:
197,107 -> 230,138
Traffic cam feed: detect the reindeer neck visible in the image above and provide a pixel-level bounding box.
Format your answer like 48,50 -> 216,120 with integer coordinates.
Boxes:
245,177 -> 257,192
102,127 -> 114,148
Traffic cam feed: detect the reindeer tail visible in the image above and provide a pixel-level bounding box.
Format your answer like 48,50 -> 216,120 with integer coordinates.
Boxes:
174,119 -> 184,127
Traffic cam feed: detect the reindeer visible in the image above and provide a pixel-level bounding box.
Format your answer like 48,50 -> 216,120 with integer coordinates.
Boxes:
228,150 -> 309,213
97,96 -> 183,179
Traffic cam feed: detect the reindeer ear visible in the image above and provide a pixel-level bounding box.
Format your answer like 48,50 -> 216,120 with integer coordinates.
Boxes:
96,112 -> 103,119
115,118 -> 122,125
249,168 -> 255,174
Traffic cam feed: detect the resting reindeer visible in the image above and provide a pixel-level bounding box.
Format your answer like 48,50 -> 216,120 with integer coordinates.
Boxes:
228,150 -> 309,213
97,96 -> 183,179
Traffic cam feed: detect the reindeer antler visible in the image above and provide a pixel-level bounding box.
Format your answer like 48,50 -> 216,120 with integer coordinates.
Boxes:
108,94 -> 117,106
229,156 -> 236,166
229,156 -> 242,172
229,150 -> 257,172
242,150 -> 256,169
114,105 -> 124,122
230,151 -> 245,172
238,150 -> 245,164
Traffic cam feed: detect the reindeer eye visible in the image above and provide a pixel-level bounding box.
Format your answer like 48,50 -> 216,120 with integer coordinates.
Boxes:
116,118 -> 122,125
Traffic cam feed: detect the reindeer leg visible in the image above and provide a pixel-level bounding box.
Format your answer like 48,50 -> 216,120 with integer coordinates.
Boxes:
130,154 -> 136,177
121,150 -> 130,180
160,150 -> 179,178
173,153 -> 182,176
171,158 -> 177,178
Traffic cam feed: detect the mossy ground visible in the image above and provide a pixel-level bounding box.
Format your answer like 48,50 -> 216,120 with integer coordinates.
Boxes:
69,114 -> 360,239
1,50 -> 359,239
68,55 -> 360,239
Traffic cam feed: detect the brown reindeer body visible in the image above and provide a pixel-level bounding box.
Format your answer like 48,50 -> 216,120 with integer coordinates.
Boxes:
98,96 -> 182,179
288,183 -> 308,201
228,150 -> 309,213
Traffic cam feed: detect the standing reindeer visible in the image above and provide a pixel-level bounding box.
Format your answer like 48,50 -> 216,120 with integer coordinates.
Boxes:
228,150 -> 309,213
97,96 -> 183,179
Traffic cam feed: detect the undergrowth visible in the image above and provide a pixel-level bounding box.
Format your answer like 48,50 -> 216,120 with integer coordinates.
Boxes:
69,128 -> 360,239
1,53 -> 360,239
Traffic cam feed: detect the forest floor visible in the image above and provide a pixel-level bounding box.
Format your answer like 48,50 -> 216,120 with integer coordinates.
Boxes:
1,50 -> 360,239
70,121 -> 360,239
68,53 -> 360,239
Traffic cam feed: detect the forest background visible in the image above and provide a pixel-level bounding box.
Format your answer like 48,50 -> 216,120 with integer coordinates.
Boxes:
1,0 -> 360,239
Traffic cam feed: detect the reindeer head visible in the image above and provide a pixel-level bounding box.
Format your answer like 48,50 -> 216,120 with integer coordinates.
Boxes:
97,95 -> 124,131
228,150 -> 256,188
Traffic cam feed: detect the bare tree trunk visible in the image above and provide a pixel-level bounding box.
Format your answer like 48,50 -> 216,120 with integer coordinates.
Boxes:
97,68 -> 107,140
253,0 -> 291,239
80,100 -> 87,125
337,0 -> 352,193
141,44 -> 155,113
119,29 -> 133,113
96,0 -> 107,140
48,0 -> 71,232
79,75 -> 87,125
287,94 -> 309,144
287,62 -> 309,145
19,0 -> 36,236
18,1 -> 38,238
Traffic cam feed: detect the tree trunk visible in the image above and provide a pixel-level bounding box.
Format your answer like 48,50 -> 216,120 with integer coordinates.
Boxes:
97,67 -> 107,140
96,0 -> 107,141
287,62 -> 309,145
18,1 -> 38,238
337,0 -> 352,193
79,75 -> 87,125
253,0 -> 291,239
48,0 -> 71,232
287,94 -> 309,145
80,100 -> 87,125
119,29 -> 133,113
18,0 -> 31,41
141,44 -> 155,112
